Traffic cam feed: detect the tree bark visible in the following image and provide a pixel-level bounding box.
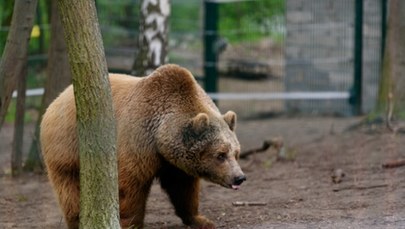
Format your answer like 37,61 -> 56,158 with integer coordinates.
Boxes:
25,1 -> 72,172
132,0 -> 170,76
377,0 -> 405,116
11,57 -> 27,177
0,0 -> 38,128
57,0 -> 120,228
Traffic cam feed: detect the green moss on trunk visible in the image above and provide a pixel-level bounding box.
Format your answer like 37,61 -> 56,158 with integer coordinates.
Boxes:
57,0 -> 120,228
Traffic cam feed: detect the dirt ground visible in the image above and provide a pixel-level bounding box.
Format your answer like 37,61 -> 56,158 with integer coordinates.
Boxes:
1,116 -> 405,229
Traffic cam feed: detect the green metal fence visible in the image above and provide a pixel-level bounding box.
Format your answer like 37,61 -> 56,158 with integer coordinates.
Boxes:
1,0 -> 388,118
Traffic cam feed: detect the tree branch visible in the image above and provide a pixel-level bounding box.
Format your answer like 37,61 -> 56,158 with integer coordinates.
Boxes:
0,0 -> 38,128
382,159 -> 405,169
240,137 -> 283,159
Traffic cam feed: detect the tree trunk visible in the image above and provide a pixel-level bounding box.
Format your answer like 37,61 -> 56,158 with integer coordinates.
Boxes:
11,57 -> 27,177
25,1 -> 72,172
377,0 -> 405,117
132,0 -> 170,76
0,0 -> 38,128
57,0 -> 120,228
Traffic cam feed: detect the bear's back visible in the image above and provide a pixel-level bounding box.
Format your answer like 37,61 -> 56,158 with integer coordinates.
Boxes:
40,73 -> 141,167
40,64 -> 218,170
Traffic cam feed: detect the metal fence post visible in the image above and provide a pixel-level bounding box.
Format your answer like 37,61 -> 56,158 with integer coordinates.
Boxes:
380,0 -> 388,60
352,0 -> 363,115
203,0 -> 219,96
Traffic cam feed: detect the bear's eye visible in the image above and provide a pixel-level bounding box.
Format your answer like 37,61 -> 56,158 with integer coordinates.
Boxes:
217,153 -> 227,162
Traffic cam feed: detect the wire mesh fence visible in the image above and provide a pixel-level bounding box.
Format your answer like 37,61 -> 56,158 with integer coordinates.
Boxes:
0,0 -> 385,119
95,0 -> 384,117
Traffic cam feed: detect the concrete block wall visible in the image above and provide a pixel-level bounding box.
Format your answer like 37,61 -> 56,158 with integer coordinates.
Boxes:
362,0 -> 382,113
285,0 -> 382,115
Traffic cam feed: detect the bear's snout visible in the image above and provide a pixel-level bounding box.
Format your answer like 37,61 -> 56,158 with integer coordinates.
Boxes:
233,175 -> 247,185
231,175 -> 246,190
233,175 -> 246,185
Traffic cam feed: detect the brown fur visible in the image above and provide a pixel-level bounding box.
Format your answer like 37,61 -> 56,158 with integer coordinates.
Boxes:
40,64 -> 245,229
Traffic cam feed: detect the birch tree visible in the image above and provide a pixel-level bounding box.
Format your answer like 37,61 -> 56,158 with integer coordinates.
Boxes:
57,0 -> 120,228
132,0 -> 170,75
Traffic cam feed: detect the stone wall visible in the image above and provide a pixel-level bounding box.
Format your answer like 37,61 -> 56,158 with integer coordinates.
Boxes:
285,0 -> 382,115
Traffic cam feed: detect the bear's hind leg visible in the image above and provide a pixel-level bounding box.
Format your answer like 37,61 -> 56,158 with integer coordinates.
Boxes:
47,169 -> 80,229
159,163 -> 215,229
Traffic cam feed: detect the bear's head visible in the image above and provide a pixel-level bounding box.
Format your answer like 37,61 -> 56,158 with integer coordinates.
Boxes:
157,110 -> 246,190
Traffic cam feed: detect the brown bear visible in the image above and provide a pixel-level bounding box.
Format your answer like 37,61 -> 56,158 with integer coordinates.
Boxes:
40,64 -> 246,229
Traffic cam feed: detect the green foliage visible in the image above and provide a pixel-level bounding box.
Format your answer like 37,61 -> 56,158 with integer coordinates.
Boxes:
170,0 -> 285,43
219,0 -> 285,42
5,99 -> 38,124
0,0 -> 285,87
171,0 -> 201,33
29,0 -> 51,54
4,65 -> 44,124
1,0 -> 51,55
97,0 -> 141,47
26,60 -> 47,88
5,100 -> 17,123
220,0 -> 285,26
1,0 -> 285,55
0,0 -> 14,54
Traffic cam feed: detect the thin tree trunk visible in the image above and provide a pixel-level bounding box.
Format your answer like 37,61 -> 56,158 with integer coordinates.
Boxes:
377,0 -> 405,116
11,57 -> 27,177
57,0 -> 120,228
0,0 -> 38,128
25,1 -> 72,172
132,0 -> 170,76
377,45 -> 391,113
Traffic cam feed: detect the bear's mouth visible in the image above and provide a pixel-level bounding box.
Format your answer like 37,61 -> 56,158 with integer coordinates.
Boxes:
218,182 -> 238,190
204,174 -> 244,190
229,175 -> 246,190
222,183 -> 241,190
231,184 -> 241,190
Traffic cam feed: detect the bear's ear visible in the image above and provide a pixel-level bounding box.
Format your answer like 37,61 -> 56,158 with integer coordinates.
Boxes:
192,113 -> 210,134
223,111 -> 236,131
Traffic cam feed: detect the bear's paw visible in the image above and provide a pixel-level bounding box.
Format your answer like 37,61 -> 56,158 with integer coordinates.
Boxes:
187,215 -> 216,229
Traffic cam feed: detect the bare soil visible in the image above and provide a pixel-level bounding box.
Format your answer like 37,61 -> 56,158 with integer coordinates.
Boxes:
1,116 -> 405,228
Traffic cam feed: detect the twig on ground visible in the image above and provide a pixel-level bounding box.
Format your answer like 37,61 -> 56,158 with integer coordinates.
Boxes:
332,184 -> 388,192
240,137 -> 283,159
382,159 -> 405,169
232,201 -> 267,206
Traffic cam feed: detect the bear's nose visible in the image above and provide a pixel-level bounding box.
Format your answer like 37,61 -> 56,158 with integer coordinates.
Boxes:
233,175 -> 247,185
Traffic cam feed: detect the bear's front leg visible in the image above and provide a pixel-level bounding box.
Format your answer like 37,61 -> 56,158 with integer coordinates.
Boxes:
159,163 -> 215,229
119,179 -> 154,229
